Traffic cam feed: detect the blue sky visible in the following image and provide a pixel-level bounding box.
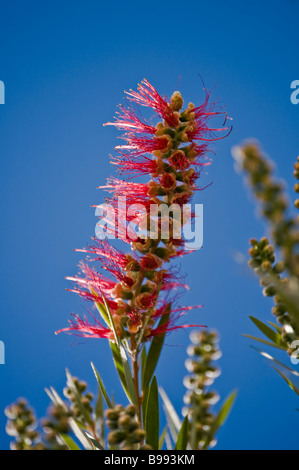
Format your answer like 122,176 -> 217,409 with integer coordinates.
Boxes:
0,0 -> 298,450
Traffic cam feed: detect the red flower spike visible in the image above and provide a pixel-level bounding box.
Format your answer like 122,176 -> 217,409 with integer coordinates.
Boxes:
59,79 -> 231,344
125,79 -> 179,127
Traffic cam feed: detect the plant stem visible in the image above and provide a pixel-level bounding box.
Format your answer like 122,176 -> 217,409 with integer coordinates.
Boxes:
131,337 -> 142,426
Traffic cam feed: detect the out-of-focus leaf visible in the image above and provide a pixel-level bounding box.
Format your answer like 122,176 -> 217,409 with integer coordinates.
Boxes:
203,390 -> 237,450
45,387 -> 65,408
94,380 -> 105,442
165,432 -> 173,451
274,367 -> 299,396
159,388 -> 181,443
243,334 -> 285,350
91,362 -> 112,408
45,386 -> 95,450
268,321 -> 282,333
68,420 -> 95,450
215,390 -> 237,427
145,376 -> 159,450
159,425 -> 168,450
85,433 -> 104,450
249,316 -> 282,345
250,346 -> 299,376
175,416 -> 189,450
59,433 -> 81,450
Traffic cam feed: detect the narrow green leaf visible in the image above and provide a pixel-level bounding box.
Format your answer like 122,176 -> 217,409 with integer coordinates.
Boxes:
141,346 -> 147,389
142,304 -> 171,393
142,387 -> 149,427
250,346 -> 299,376
118,345 -> 137,406
45,386 -> 95,450
202,390 -> 237,450
46,387 -> 65,408
159,425 -> 168,450
159,387 -> 181,443
101,295 -> 119,342
175,416 -> 189,450
267,321 -> 282,333
215,390 -> 237,428
274,367 -> 299,396
94,299 -> 110,326
101,294 -> 137,406
95,386 -> 105,443
68,420 -> 95,450
59,433 -> 81,450
249,316 -> 282,345
110,339 -> 138,406
110,341 -> 128,397
165,432 -> 173,451
85,433 -> 105,450
145,376 -> 159,450
243,334 -> 285,350
91,362 -> 112,408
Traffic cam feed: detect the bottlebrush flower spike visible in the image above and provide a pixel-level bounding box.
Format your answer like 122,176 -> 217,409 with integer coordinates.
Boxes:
57,79 -> 231,345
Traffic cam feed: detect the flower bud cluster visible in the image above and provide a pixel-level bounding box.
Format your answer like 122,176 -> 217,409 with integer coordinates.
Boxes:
235,143 -> 299,356
235,144 -> 299,277
5,399 -> 46,450
248,237 -> 299,351
63,377 -> 94,423
183,330 -> 221,449
41,404 -> 72,449
105,404 -> 149,450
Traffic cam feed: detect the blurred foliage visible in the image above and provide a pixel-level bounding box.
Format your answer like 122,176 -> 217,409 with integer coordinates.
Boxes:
233,143 -> 299,396
5,329 -> 234,450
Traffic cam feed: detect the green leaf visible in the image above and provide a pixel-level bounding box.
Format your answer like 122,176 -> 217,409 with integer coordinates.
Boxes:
250,346 -> 299,376
94,299 -> 110,326
159,425 -> 168,450
94,385 -> 105,443
91,362 -> 113,408
175,416 -> 189,450
145,376 -> 159,450
45,386 -> 95,450
141,346 -> 147,389
59,433 -> 81,450
117,343 -> 137,405
85,433 -> 105,450
109,340 -> 138,405
249,316 -> 282,345
274,367 -> 299,396
215,390 -> 237,428
267,321 -> 282,334
165,432 -> 173,451
68,420 -> 95,450
243,334 -> 285,350
110,341 -> 128,395
159,387 -> 181,443
142,304 -> 171,393
101,294 -> 137,406
203,390 -> 237,450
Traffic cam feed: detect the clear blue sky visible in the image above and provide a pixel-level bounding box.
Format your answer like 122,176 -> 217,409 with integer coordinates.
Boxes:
0,0 -> 298,450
